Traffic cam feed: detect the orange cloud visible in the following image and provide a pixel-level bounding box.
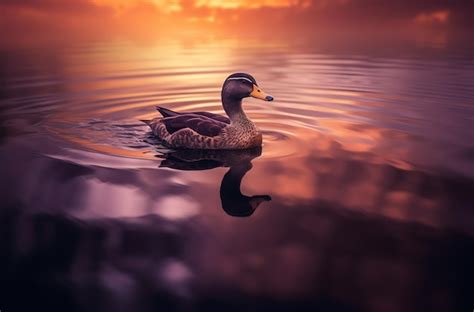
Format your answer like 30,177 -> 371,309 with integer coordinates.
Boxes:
414,10 -> 449,25
90,0 -> 302,12
194,0 -> 298,9
91,0 -> 181,12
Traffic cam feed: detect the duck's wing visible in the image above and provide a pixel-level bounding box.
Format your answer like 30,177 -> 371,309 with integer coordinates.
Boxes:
162,114 -> 228,137
192,112 -> 230,124
157,106 -> 230,124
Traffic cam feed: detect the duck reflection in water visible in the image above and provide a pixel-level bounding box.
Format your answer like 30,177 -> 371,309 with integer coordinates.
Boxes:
158,147 -> 271,217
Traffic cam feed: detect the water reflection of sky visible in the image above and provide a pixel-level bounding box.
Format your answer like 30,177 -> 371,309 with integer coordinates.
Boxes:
2,139 -> 473,311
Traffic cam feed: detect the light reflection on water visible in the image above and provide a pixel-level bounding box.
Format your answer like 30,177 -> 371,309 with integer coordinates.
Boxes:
1,36 -> 473,311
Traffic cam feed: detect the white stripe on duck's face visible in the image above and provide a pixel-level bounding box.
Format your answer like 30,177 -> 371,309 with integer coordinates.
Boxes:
227,77 -> 254,84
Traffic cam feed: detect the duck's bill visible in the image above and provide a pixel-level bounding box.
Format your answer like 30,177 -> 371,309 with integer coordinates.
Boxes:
250,84 -> 274,101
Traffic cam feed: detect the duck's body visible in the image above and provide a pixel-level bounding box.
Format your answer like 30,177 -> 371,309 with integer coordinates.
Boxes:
149,107 -> 262,149
146,73 -> 273,150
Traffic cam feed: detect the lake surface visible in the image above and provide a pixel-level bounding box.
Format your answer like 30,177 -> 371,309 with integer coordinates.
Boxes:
1,34 -> 473,311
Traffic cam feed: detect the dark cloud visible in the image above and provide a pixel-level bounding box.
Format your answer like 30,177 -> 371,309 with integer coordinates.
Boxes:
0,0 -> 101,13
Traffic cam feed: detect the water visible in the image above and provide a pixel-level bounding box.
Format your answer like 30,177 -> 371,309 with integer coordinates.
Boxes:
1,35 -> 473,311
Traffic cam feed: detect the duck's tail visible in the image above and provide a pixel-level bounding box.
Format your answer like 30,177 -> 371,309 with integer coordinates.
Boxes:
141,106 -> 178,125
156,106 -> 180,117
141,106 -> 180,125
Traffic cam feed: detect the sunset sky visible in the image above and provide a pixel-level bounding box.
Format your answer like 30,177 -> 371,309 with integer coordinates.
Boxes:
1,0 -> 472,44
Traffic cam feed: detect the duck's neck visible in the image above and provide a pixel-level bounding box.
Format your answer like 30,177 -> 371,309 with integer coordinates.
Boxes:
222,95 -> 249,124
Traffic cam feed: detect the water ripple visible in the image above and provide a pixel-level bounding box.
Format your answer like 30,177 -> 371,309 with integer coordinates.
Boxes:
2,41 -> 473,175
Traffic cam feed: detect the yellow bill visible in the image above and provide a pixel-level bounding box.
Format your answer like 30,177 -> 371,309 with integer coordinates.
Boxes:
250,84 -> 274,101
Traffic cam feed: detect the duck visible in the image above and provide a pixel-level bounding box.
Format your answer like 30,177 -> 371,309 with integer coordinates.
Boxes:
144,73 -> 274,150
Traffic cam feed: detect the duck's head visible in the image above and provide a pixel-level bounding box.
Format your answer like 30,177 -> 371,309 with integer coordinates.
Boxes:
222,73 -> 274,102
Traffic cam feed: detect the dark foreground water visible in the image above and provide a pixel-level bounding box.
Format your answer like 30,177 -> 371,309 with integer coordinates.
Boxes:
1,34 -> 473,312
